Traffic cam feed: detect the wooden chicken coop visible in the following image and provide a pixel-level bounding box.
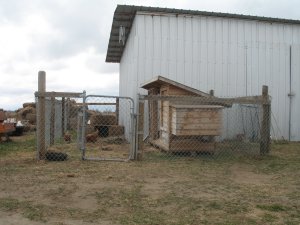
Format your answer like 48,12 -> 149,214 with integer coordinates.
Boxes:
141,76 -> 224,153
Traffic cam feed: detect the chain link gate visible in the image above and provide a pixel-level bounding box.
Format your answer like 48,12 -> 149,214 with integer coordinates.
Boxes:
80,95 -> 136,161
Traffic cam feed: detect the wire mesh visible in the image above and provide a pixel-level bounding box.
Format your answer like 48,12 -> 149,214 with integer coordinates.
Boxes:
36,95 -> 84,161
82,95 -> 134,161
138,95 -> 269,160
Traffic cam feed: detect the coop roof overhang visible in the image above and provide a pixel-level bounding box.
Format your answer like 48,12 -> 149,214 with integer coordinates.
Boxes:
140,76 -> 211,97
106,5 -> 300,63
140,76 -> 232,107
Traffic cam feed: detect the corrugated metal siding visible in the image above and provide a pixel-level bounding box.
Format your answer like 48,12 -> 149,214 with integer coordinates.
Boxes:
291,44 -> 300,141
119,12 -> 300,140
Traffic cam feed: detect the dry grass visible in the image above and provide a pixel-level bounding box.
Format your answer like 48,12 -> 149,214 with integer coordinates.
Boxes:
0,133 -> 299,225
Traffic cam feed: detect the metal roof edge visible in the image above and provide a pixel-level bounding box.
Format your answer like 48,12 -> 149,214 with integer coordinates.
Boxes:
106,5 -> 300,63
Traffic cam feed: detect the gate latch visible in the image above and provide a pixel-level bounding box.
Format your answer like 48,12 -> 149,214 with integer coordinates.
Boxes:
288,92 -> 295,97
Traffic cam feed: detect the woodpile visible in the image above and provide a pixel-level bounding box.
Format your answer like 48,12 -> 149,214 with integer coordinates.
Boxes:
88,112 -> 125,137
16,102 -> 37,125
90,113 -> 117,126
108,125 -> 124,136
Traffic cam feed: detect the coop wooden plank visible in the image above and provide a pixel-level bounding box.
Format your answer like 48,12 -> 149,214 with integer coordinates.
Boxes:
172,123 -> 221,130
169,140 -> 215,152
175,108 -> 222,113
171,105 -> 224,109
174,129 -> 221,136
173,117 -> 222,124
173,111 -> 221,119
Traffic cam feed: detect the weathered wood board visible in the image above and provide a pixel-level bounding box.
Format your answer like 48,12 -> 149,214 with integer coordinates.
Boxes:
170,105 -> 223,136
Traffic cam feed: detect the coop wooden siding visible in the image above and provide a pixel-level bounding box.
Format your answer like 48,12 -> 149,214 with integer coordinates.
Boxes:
171,107 -> 222,136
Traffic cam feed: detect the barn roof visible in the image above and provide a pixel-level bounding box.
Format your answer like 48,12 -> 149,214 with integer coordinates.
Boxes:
140,76 -> 211,97
106,5 -> 300,63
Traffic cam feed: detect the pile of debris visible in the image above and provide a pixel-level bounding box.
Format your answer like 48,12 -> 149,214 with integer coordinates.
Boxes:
5,102 -> 37,133
0,109 -> 15,141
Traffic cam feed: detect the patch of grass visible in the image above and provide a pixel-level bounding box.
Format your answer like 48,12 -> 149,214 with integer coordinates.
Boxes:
0,198 -> 19,211
22,203 -> 47,222
93,185 -> 170,224
0,198 -> 45,222
262,213 -> 278,223
0,134 -> 35,157
256,204 -> 288,212
0,197 -> 85,222
207,201 -> 223,210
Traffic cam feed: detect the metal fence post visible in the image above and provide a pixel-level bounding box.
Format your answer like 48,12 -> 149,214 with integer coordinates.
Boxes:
116,97 -> 119,124
50,95 -> 55,146
81,91 -> 87,160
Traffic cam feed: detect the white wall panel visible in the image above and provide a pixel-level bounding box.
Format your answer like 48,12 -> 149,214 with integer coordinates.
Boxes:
291,45 -> 300,141
119,12 -> 300,140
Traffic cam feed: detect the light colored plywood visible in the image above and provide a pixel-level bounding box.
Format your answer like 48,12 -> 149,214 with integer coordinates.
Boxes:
168,85 -> 198,96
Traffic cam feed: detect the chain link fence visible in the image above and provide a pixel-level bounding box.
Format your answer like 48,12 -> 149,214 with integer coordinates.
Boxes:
35,92 -> 135,162
35,92 -> 84,161
35,88 -> 271,162
137,92 -> 271,160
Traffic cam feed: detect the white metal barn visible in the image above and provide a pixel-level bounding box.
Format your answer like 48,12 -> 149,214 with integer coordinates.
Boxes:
106,5 -> 300,141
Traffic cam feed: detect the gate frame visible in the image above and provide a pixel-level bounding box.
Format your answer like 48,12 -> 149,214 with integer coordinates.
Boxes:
81,94 -> 136,162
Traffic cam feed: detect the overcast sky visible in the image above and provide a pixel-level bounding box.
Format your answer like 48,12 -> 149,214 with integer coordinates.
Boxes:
0,0 -> 299,110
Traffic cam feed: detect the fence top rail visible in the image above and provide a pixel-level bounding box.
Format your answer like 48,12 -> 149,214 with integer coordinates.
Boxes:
35,91 -> 84,98
138,94 -> 270,106
75,102 -> 117,106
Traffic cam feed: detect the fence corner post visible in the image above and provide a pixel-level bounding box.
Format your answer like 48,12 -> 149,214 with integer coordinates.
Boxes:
260,85 -> 271,155
37,71 -> 46,160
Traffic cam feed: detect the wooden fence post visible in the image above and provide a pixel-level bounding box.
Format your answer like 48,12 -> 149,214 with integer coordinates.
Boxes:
208,90 -> 215,143
37,71 -> 46,159
260,85 -> 271,155
137,101 -> 144,160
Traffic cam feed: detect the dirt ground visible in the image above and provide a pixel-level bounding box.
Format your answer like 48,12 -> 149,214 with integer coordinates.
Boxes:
0,133 -> 299,225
